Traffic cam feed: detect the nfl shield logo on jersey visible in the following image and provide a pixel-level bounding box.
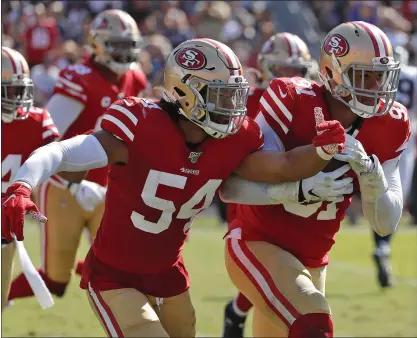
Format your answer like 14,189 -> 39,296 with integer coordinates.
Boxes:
188,152 -> 202,164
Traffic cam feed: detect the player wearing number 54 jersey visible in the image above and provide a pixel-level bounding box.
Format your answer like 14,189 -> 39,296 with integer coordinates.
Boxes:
1,39 -> 346,337
221,21 -> 410,337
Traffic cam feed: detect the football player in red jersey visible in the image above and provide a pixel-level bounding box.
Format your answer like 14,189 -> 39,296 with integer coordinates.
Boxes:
220,21 -> 410,338
223,32 -> 315,338
7,9 -> 148,303
2,38 -> 345,337
1,46 -> 60,309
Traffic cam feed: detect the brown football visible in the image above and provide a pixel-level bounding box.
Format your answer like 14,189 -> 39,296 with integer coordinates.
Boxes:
322,158 -> 346,173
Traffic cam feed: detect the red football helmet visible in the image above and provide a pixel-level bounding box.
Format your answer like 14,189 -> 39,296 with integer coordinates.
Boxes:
1,47 -> 33,123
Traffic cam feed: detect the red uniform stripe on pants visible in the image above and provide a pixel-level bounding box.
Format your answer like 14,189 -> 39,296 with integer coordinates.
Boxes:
227,237 -> 300,327
88,282 -> 124,337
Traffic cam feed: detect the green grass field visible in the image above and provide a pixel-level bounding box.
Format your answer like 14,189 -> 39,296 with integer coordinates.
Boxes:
2,213 -> 417,337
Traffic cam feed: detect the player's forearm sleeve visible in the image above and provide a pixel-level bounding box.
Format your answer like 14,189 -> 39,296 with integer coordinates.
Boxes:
361,156 -> 403,236
220,175 -> 299,205
13,135 -> 108,190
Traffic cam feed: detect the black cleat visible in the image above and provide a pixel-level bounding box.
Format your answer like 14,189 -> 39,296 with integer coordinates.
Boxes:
373,246 -> 393,288
222,301 -> 246,338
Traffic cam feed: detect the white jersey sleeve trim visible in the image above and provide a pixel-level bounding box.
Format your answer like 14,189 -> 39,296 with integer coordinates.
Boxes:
266,86 -> 293,122
109,104 -> 139,125
255,113 -> 285,152
102,114 -> 134,141
42,128 -> 59,140
259,97 -> 289,134
57,76 -> 84,92
45,94 -> 85,138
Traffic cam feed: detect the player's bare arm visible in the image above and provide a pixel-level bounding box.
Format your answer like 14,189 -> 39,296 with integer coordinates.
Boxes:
235,145 -> 328,183
58,171 -> 88,183
234,121 -> 345,183
93,130 -> 129,165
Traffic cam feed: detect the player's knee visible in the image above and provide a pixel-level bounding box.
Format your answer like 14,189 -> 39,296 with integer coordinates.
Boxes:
184,308 -> 196,338
41,272 -> 68,297
307,291 -> 331,314
125,320 -> 169,337
289,313 -> 333,338
166,307 -> 196,337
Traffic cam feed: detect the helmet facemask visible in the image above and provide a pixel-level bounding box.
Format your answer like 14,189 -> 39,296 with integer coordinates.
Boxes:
179,76 -> 250,139
267,60 -> 311,79
95,36 -> 143,75
322,53 -> 400,118
1,77 -> 33,123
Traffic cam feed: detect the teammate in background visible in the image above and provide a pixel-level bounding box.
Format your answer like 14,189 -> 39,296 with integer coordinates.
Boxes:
2,38 -> 346,337
369,44 -> 417,288
222,32 -> 314,338
8,9 -> 147,302
221,21 -> 410,337
1,46 -> 60,309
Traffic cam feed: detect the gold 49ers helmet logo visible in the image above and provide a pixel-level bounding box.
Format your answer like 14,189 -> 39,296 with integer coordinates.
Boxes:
323,34 -> 349,57
176,48 -> 207,70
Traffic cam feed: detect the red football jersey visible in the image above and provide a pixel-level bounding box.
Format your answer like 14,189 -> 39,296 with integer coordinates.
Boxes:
53,59 -> 147,186
80,98 -> 263,293
226,86 -> 265,224
1,107 -> 59,194
231,77 -> 411,268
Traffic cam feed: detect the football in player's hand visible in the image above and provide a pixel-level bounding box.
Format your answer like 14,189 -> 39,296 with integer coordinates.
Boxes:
322,158 -> 347,173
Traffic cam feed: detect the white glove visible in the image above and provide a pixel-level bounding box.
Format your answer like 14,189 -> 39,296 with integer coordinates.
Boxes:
334,135 -> 388,201
333,134 -> 374,175
69,180 -> 107,212
299,164 -> 353,203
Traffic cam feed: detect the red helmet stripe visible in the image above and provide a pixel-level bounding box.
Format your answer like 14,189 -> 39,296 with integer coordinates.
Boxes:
355,21 -> 380,56
200,38 -> 242,76
2,47 -> 17,73
281,33 -> 293,57
115,12 -> 126,31
379,30 -> 389,56
355,21 -> 387,57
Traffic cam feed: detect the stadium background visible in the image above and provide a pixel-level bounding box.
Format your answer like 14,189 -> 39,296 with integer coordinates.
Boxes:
1,0 -> 417,337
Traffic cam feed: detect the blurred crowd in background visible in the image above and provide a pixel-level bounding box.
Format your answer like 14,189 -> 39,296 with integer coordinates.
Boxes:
2,0 -> 417,225
2,0 -> 416,105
